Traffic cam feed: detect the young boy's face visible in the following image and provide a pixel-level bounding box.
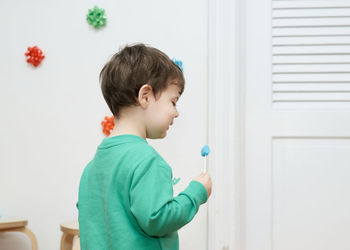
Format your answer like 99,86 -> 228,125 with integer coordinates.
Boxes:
145,84 -> 181,139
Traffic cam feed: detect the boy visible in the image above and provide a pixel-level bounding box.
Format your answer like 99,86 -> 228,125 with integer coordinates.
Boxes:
78,43 -> 212,250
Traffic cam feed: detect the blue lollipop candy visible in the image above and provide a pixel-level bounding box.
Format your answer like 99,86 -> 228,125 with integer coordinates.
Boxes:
201,145 -> 210,172
201,145 -> 210,157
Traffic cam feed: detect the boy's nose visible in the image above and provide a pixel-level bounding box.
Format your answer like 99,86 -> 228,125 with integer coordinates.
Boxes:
175,109 -> 179,118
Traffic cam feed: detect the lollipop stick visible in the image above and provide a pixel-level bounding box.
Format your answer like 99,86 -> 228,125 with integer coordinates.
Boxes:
201,145 -> 210,173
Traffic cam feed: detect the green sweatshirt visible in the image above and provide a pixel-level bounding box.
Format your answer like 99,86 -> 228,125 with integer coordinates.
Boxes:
78,134 -> 208,250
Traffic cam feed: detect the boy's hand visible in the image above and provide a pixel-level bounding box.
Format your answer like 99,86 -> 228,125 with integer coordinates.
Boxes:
194,173 -> 212,198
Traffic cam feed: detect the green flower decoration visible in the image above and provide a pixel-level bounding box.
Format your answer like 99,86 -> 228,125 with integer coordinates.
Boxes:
87,6 -> 107,29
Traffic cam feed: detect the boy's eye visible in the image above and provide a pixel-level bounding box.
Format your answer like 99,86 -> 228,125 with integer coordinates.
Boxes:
172,101 -> 176,106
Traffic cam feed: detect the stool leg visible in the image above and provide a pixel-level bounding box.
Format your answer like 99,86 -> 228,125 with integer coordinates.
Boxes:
22,228 -> 38,250
8,227 -> 38,250
60,232 -> 74,250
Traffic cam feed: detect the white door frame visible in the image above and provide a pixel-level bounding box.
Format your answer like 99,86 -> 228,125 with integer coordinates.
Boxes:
207,0 -> 245,249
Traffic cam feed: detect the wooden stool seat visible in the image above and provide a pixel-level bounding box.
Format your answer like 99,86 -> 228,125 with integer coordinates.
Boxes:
60,220 -> 80,250
0,218 -> 38,250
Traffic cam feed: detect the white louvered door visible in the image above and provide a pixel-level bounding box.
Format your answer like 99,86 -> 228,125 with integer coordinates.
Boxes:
272,1 -> 350,109
245,1 -> 350,250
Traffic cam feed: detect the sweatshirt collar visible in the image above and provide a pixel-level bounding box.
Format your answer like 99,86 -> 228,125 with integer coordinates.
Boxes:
98,134 -> 148,149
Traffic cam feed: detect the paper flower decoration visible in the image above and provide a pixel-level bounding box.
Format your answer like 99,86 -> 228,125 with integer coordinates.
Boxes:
172,58 -> 183,71
101,115 -> 114,136
25,46 -> 45,67
87,6 -> 107,29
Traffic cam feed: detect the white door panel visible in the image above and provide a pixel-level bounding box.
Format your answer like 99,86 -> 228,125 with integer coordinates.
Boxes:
245,0 -> 350,249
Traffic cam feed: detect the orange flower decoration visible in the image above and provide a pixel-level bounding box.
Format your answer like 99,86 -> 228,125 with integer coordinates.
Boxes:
101,116 -> 114,136
25,46 -> 45,67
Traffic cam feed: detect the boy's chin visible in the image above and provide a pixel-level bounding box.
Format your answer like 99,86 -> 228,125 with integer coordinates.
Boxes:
147,131 -> 167,139
156,132 -> 167,139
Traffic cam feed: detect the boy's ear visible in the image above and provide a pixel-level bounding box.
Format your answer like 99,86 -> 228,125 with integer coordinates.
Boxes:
138,84 -> 153,108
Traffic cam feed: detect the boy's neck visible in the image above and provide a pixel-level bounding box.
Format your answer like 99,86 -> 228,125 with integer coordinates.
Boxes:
109,108 -> 146,139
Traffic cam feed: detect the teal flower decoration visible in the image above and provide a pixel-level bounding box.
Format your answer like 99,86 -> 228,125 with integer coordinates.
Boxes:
87,6 -> 107,29
172,58 -> 183,71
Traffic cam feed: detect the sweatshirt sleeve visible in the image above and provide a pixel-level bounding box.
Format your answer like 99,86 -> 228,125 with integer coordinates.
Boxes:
129,156 -> 208,237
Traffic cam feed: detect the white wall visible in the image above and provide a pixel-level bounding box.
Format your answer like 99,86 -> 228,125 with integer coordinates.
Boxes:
0,0 -> 208,249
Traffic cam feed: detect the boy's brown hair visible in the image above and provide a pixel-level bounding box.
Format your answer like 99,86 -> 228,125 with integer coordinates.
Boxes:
100,43 -> 185,117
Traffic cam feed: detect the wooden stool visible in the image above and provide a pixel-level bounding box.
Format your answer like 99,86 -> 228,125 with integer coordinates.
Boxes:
0,218 -> 38,250
60,220 -> 80,250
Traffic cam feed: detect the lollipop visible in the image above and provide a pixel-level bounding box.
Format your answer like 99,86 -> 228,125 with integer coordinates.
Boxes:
201,145 -> 210,172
